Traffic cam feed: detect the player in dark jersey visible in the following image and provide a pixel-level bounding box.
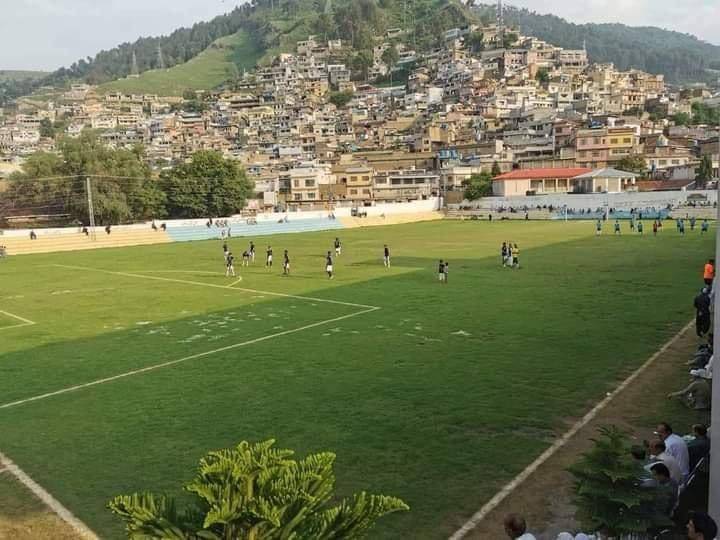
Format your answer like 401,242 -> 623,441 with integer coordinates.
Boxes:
266,246 -> 273,267
223,242 -> 229,261
501,242 -> 508,266
241,250 -> 250,266
334,237 -> 342,256
249,241 -> 256,262
383,245 -> 390,267
225,252 -> 236,277
283,250 -> 290,276
438,260 -> 445,283
326,251 -> 334,279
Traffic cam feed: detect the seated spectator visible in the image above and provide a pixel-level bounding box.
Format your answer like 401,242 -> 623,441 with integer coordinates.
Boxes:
687,424 -> 710,471
645,439 -> 683,484
105,224 -> 112,235
0,245 -> 6,258
151,220 -> 158,231
655,422 -> 689,479
667,371 -> 711,410
687,511 -> 718,540
503,513 -> 536,540
160,223 -> 167,231
641,463 -> 678,520
29,230 -> 37,240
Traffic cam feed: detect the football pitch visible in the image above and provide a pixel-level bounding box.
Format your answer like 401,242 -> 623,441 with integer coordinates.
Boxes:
0,220 -> 713,539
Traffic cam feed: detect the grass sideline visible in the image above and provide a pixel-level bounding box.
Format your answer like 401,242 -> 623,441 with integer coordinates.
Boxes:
0,220 -> 713,539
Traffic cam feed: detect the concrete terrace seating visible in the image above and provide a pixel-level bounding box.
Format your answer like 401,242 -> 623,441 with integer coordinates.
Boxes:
1,229 -> 171,255
340,211 -> 442,228
166,218 -> 344,242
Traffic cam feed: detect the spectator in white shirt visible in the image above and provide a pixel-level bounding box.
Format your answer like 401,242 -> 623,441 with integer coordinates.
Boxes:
656,422 -> 689,479
503,514 -> 537,540
646,439 -> 683,484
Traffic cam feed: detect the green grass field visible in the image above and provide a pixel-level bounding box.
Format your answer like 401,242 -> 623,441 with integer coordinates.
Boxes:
0,220 -> 713,539
98,30 -> 263,96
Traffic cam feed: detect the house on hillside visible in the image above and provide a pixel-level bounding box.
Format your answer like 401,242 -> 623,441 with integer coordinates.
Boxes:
572,168 -> 640,193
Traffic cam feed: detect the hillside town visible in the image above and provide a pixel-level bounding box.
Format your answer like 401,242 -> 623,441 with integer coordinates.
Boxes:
1,21 -> 719,211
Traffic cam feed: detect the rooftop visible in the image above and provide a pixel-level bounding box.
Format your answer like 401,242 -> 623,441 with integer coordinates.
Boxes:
493,168 -> 591,181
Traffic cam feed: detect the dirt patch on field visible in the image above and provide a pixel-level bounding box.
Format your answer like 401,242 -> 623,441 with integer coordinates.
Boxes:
457,325 -> 708,539
0,473 -> 81,540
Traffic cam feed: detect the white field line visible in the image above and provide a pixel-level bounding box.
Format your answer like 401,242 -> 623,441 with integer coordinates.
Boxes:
0,306 -> 379,411
0,450 -> 98,539
0,310 -> 36,332
53,264 -> 378,310
449,319 -> 694,540
228,278 -> 244,287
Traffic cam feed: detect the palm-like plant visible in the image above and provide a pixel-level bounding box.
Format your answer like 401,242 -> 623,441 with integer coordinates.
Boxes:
109,439 -> 408,540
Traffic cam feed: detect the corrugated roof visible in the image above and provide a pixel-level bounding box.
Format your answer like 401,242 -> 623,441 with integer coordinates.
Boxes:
493,168 -> 592,181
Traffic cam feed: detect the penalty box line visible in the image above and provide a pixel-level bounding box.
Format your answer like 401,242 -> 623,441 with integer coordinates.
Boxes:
0,306 -> 379,411
52,264 -> 378,310
0,310 -> 36,332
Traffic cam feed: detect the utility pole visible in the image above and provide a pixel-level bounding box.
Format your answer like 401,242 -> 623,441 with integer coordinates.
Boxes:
496,0 -> 504,48
85,177 -> 96,240
710,132 -> 720,524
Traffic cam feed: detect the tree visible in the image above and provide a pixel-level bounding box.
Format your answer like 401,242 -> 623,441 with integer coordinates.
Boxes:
8,132 -> 163,223
108,439 -> 408,539
535,68 -> 549,85
465,32 -> 484,53
351,50 -> 374,81
329,91 -> 354,108
568,426 -> 672,537
616,154 -> 647,177
381,45 -> 399,69
491,161 -> 502,177
463,172 -> 493,200
697,155 -> 714,185
671,112 -> 691,126
160,150 -> 253,218
502,32 -> 518,49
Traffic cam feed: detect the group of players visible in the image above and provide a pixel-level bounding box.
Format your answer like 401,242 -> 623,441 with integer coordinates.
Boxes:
222,237 -> 393,280
501,242 -> 520,269
597,217 -> 710,236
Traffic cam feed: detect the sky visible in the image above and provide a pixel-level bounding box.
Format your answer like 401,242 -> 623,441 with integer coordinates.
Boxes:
1,0 -> 718,71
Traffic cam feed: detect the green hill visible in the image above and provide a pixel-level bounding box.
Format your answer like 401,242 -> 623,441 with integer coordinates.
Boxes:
98,30 -> 262,96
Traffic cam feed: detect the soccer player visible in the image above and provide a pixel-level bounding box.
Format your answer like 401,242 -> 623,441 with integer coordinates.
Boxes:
334,237 -> 342,256
679,219 -> 686,235
250,241 -> 256,262
511,243 -> 520,269
266,246 -> 273,267
653,221 -> 658,236
223,241 -> 229,261
326,251 -> 334,279
241,250 -> 250,266
225,252 -> 236,277
637,220 -> 644,235
444,261 -> 449,284
438,260 -> 445,282
614,220 -> 621,235
702,219 -> 709,235
691,216 -> 697,231
283,250 -> 290,276
630,218 -> 635,232
501,242 -> 508,265
595,220 -> 602,236
383,244 -> 391,267
704,259 -> 715,287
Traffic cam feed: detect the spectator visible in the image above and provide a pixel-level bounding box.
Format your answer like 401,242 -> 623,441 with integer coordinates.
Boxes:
82,226 -> 89,236
704,259 -> 715,287
655,422 -> 689,479
151,220 -> 158,231
503,513 -> 536,540
694,287 -> 711,338
160,223 -> 167,231
687,511 -> 718,540
646,439 -> 683,484
105,224 -> 112,235
687,424 -> 710,471
642,462 -> 678,520
667,371 -> 711,411
29,230 -> 37,240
